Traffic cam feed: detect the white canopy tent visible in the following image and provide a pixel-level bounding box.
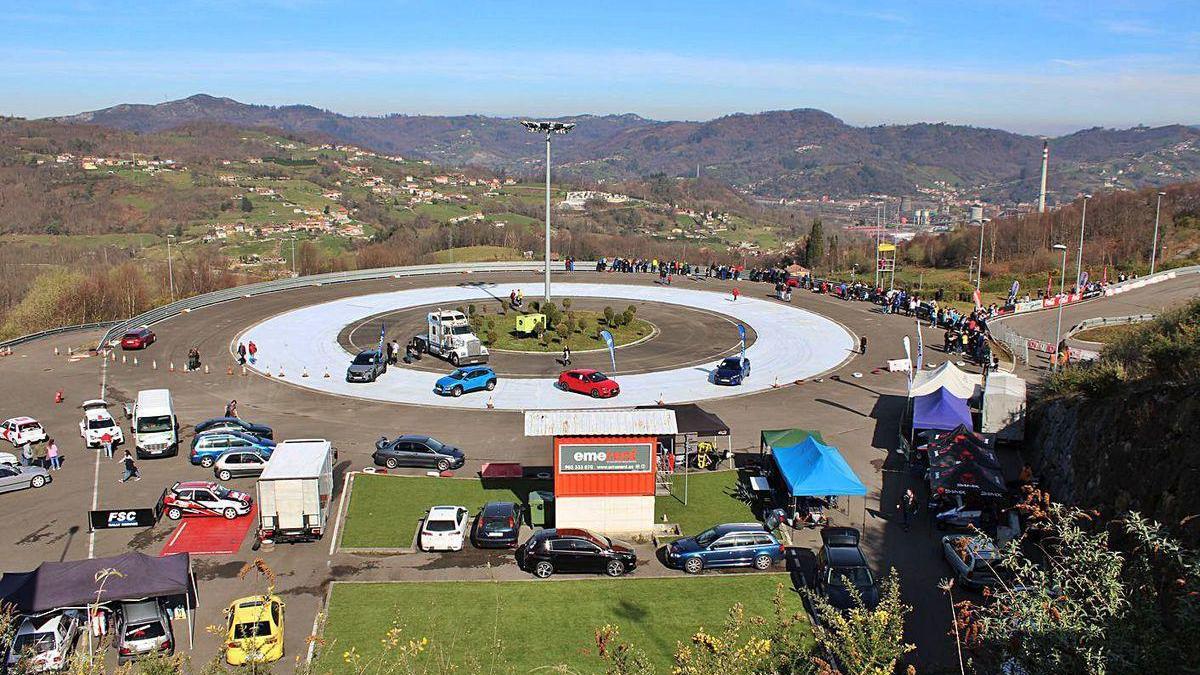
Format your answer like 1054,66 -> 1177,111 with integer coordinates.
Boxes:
910,361 -> 982,399
982,371 -> 1027,441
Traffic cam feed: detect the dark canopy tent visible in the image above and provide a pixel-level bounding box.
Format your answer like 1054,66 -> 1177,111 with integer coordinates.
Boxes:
927,425 -> 1001,471
929,459 -> 1006,499
766,434 -> 867,497
912,387 -> 973,432
640,404 -> 729,437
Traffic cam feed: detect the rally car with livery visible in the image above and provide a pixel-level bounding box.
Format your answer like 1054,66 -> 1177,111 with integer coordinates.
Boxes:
157,480 -> 252,520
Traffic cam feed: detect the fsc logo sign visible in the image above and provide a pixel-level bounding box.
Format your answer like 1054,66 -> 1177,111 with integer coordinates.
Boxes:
89,508 -> 157,530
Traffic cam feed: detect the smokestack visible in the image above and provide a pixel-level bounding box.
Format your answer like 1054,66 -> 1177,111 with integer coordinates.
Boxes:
1038,140 -> 1049,213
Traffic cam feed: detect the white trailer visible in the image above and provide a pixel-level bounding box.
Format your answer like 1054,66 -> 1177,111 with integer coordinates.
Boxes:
415,310 -> 489,366
255,439 -> 335,545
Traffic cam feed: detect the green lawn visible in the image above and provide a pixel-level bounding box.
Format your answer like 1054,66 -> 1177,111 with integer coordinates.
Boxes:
483,309 -> 654,352
655,470 -> 756,536
430,245 -> 522,263
1072,323 -> 1141,343
317,574 -> 796,672
339,475 -> 550,549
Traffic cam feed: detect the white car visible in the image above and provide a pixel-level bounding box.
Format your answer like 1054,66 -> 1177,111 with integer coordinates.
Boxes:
0,417 -> 48,447
6,610 -> 83,673
0,451 -> 16,465
419,505 -> 470,552
78,400 -> 124,448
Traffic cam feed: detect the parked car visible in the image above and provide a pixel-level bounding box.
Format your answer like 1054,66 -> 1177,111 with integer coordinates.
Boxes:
193,417 -> 273,440
79,400 -> 124,448
0,464 -> 52,493
190,431 -> 275,468
419,505 -> 470,551
158,480 -> 252,520
713,356 -> 751,385
0,417 -> 48,446
942,534 -> 1003,590
345,349 -> 386,383
224,595 -> 285,666
665,523 -> 784,574
470,501 -> 522,549
812,527 -> 879,610
0,451 -> 17,465
115,599 -> 174,664
557,368 -> 620,398
516,528 -> 636,578
6,610 -> 83,673
120,327 -> 156,350
434,366 -> 497,397
213,449 -> 270,482
372,435 -> 465,472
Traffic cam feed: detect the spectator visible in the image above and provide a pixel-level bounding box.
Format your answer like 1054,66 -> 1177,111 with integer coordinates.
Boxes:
236,342 -> 247,365
100,432 -> 115,459
118,450 -> 140,482
225,399 -> 239,418
46,439 -> 60,471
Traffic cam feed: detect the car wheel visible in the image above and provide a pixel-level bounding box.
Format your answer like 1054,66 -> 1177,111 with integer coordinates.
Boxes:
485,379 -> 496,391
533,561 -> 554,578
167,507 -> 182,521
754,554 -> 773,570
200,456 -> 215,468
385,457 -> 399,470
590,388 -> 600,398
30,475 -> 46,488
218,469 -> 232,481
436,458 -> 451,472
452,385 -> 463,397
223,507 -> 238,520
606,560 -> 626,577
449,353 -> 460,366
684,558 -> 703,574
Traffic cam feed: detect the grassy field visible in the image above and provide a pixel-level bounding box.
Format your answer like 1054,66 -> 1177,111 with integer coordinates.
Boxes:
339,475 -> 551,549
655,470 -> 756,536
483,309 -> 654,352
430,245 -> 522,263
1072,323 -> 1142,343
318,574 -> 797,672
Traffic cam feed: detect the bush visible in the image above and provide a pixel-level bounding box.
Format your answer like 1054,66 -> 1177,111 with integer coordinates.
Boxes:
604,306 -> 615,326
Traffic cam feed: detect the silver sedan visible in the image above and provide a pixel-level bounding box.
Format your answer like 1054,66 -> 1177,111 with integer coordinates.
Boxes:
0,464 -> 52,493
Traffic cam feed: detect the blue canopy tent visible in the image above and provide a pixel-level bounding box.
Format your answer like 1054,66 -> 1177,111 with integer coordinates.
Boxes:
912,386 -> 973,432
769,435 -> 867,497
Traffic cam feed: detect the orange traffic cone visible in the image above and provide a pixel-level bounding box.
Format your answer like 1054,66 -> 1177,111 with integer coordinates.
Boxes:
54,389 -> 64,404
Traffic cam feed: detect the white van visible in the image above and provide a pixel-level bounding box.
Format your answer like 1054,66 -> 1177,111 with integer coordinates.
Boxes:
133,389 -> 178,459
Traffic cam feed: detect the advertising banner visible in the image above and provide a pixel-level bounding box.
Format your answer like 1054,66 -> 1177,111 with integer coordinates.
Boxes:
89,508 -> 157,531
737,324 -> 746,361
558,442 -> 653,473
600,330 -> 616,371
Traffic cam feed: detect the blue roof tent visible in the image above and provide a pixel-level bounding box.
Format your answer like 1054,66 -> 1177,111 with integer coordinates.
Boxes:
770,435 -> 867,497
912,386 -> 973,432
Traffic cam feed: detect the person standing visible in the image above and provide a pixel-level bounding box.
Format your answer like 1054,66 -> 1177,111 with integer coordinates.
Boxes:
731,288 -> 740,302
100,432 -> 114,459
19,440 -> 33,467
899,488 -> 917,532
119,450 -> 140,482
385,340 -> 395,365
225,399 -> 239,418
247,341 -> 258,363
236,342 -> 247,365
562,346 -> 572,366
46,438 -> 60,471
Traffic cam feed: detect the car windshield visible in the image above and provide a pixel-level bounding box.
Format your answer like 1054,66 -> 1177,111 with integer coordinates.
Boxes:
232,621 -> 271,640
579,531 -> 610,548
136,415 -> 172,433
423,438 -> 444,451
450,325 -> 472,335
123,332 -> 142,340
447,370 -> 466,380
13,631 -> 56,655
124,621 -> 165,640
212,485 -> 233,499
720,358 -> 741,369
482,516 -> 513,532
694,528 -> 720,547
352,352 -> 377,365
828,566 -> 874,588
88,418 -> 115,430
426,518 -> 457,532
585,372 -> 608,383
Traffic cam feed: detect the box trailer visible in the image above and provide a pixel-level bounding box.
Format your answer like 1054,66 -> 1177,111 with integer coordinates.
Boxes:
255,439 -> 335,545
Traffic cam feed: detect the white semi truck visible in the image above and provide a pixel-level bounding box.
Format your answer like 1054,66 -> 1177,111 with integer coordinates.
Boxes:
414,310 -> 489,366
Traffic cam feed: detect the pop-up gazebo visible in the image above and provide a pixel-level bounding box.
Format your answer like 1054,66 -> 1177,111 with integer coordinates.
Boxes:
760,431 -> 866,498
912,387 -> 973,432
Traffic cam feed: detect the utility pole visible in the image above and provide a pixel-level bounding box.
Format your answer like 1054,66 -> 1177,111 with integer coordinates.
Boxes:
290,236 -> 297,277
1053,243 -> 1068,371
166,234 -> 176,300
520,121 -> 575,301
1150,191 -> 1165,274
1075,194 -> 1092,290
976,218 -> 989,290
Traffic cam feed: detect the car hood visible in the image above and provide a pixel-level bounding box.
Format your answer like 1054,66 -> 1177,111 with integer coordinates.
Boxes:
669,537 -> 703,554
824,583 -> 880,610
434,376 -> 460,387
715,366 -> 742,377
610,539 -> 636,555
346,364 -> 374,374
20,466 -> 50,477
442,446 -> 464,458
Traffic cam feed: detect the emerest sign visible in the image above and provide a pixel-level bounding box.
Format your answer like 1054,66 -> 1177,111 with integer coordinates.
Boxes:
558,443 -> 653,473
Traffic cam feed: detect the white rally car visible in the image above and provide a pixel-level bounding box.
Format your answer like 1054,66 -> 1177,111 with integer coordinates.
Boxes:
158,480 -> 253,520
79,400 -> 125,448
419,505 -> 470,552
0,417 -> 48,447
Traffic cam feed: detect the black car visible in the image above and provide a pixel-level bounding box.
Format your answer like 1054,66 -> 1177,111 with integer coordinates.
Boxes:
346,349 -> 387,383
713,356 -> 750,385
193,417 -> 273,440
470,501 -> 522,549
516,528 -> 636,578
812,527 -> 879,610
372,435 -> 465,472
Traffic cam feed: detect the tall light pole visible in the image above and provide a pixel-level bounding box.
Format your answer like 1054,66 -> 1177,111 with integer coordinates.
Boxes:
975,217 -> 990,290
166,234 -> 176,300
520,120 -> 575,301
1075,194 -> 1091,291
1053,243 -> 1068,371
1150,191 -> 1166,274
290,236 -> 297,277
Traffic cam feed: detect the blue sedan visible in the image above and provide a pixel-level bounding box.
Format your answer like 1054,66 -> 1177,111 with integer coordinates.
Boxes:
713,357 -> 751,385
435,366 -> 497,397
189,431 -> 275,467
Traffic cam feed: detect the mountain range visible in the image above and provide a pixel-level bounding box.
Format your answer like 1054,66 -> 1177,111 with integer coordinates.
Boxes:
54,94 -> 1200,203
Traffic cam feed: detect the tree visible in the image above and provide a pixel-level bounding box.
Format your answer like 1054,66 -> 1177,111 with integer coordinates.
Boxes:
604,306 -> 615,326
805,219 -> 825,268
240,195 -> 253,213
555,322 -> 570,345
562,297 -> 572,311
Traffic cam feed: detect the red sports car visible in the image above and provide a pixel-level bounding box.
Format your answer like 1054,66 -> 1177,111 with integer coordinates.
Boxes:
120,327 -> 156,350
558,369 -> 620,398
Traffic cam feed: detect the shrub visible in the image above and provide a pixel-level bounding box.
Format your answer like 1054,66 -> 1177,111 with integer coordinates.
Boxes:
604,306 -> 615,326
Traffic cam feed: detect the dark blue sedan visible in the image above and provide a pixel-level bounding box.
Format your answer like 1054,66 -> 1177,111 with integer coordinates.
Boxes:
713,357 -> 751,385
664,523 -> 784,574
193,417 -> 273,440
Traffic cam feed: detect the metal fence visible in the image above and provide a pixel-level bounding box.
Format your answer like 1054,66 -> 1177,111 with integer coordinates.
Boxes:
1066,313 -> 1157,337
0,321 -> 122,349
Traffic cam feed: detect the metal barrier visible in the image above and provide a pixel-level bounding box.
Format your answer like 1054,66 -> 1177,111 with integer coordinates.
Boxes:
1067,313 -> 1157,339
0,321 -> 122,350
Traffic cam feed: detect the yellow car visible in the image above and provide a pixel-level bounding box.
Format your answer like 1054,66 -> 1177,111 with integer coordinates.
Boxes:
224,595 -> 285,665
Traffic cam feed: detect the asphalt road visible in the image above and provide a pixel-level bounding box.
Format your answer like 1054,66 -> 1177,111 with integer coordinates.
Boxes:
0,269 -> 1194,672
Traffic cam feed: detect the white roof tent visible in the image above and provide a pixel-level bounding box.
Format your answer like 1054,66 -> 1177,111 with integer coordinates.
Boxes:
910,361 -> 982,399
524,409 -> 678,437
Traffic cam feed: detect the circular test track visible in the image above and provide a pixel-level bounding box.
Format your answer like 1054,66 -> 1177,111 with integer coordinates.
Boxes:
237,282 -> 856,410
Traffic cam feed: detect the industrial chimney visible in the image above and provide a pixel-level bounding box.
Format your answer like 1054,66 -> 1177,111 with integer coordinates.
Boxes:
1038,140 -> 1049,213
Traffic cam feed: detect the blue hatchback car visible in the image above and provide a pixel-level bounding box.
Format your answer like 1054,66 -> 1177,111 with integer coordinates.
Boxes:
434,366 -> 497,397
713,357 -> 751,385
665,523 -> 784,574
189,431 -> 275,467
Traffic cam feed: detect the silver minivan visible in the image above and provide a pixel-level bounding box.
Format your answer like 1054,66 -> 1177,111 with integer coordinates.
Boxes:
115,599 -> 173,663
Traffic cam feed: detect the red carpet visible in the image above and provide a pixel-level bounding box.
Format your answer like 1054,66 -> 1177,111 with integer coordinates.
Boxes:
160,506 -> 257,556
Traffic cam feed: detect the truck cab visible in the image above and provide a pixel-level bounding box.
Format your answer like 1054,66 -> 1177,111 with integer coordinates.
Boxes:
415,310 -> 489,366
132,389 -> 177,459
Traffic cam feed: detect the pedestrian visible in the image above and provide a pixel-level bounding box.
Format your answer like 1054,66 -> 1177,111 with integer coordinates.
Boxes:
247,341 -> 258,363
100,432 -> 114,459
562,346 -> 572,366
385,340 -> 395,365
118,450 -> 140,482
236,342 -> 247,365
899,488 -> 917,532
19,440 -> 33,467
731,288 -> 740,302
46,438 -> 60,471
225,399 -> 239,418
859,335 -> 868,355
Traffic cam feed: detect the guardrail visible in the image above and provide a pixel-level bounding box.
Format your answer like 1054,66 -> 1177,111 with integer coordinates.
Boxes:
1067,313 -> 1157,339
0,321 -> 122,350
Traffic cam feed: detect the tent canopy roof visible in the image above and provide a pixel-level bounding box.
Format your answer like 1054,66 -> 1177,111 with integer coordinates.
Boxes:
910,361 -> 981,399
761,428 -> 824,449
769,435 -> 867,497
0,552 -> 192,614
913,387 -> 973,432
638,404 -> 729,437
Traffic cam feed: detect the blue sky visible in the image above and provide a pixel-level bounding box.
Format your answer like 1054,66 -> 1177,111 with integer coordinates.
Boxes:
2,0 -> 1197,134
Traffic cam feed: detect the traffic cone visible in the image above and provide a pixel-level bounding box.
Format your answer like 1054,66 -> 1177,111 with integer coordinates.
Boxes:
486,396 -> 494,409
169,362 -> 175,372
241,366 -> 247,377
133,357 -> 139,367
203,364 -> 210,374
152,360 -> 157,370
54,347 -> 59,356
227,366 -> 234,376
277,367 -> 285,378
122,354 -> 127,364
54,389 -> 64,404
323,371 -> 330,378
301,368 -> 309,378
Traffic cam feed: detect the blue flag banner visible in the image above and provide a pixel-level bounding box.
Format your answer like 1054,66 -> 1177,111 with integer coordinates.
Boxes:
737,324 -> 747,361
1008,280 -> 1020,303
378,322 -> 386,354
600,330 -> 616,371
915,321 -> 925,371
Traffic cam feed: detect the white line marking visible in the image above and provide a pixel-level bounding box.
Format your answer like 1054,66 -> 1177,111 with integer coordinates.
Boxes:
327,472 -> 354,557
167,522 -> 188,548
88,349 -> 110,560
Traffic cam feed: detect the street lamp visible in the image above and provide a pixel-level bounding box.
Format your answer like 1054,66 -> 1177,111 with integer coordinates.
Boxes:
520,120 -> 575,301
1052,243 -> 1068,371
1150,191 -> 1166,274
166,234 -> 176,300
975,217 -> 990,290
1075,194 -> 1091,291
290,236 -> 297,277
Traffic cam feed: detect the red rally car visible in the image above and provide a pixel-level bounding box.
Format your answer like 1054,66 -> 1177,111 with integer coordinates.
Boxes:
157,480 -> 252,521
